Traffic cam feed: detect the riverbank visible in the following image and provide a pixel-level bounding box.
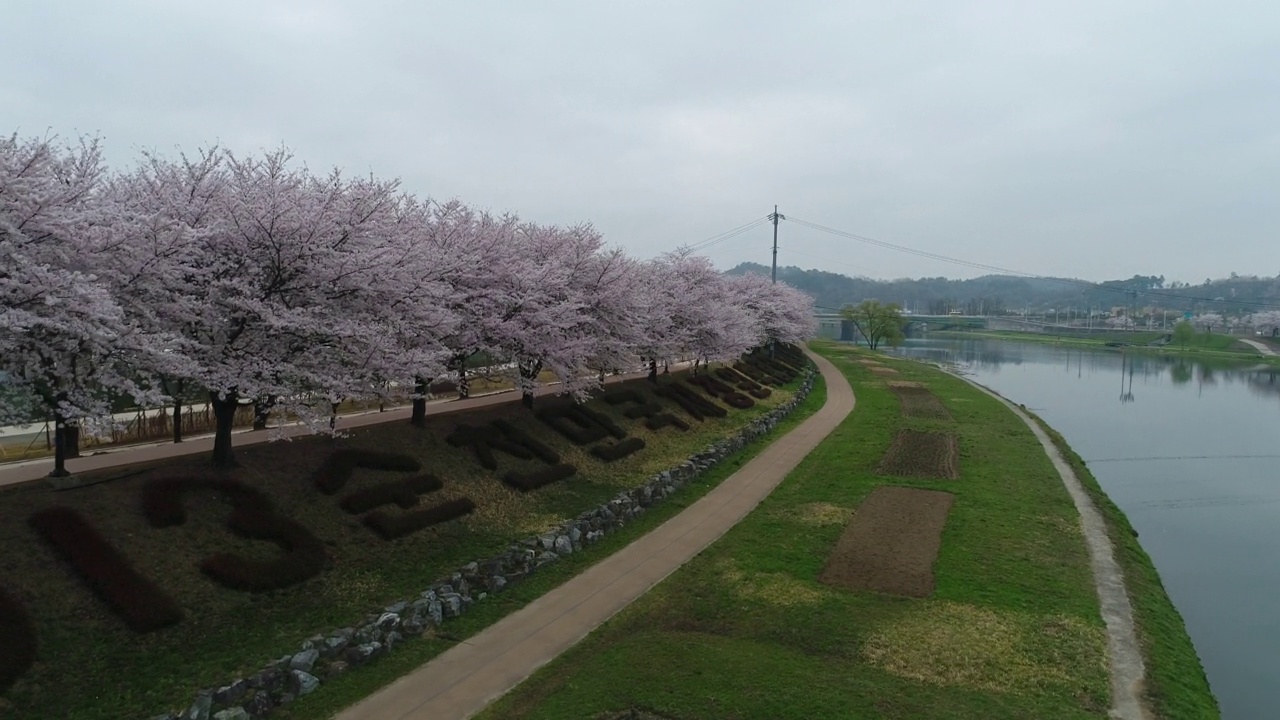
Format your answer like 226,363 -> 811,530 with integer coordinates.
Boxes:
932,329 -> 1280,366
476,341 -> 1217,719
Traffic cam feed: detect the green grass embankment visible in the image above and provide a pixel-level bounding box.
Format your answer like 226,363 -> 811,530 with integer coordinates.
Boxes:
934,329 -> 1277,364
479,341 -> 1212,719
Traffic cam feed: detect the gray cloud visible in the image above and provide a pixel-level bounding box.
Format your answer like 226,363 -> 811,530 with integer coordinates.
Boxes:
5,0 -> 1278,282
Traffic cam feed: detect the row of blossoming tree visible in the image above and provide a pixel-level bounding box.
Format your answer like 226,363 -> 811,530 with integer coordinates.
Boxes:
1,133 -> 815,475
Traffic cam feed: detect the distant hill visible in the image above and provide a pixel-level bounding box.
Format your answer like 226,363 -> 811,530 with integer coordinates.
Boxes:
725,262 -> 1280,316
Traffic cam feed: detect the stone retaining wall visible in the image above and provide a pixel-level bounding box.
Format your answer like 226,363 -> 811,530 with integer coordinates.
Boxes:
152,365 -> 816,720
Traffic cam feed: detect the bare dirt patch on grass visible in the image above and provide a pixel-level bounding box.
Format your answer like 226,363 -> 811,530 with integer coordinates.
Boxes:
867,366 -> 899,377
862,601 -> 1106,696
819,486 -> 954,597
889,385 -> 953,421
876,430 -> 959,479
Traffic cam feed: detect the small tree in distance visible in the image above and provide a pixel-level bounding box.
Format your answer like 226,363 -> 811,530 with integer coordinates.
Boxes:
1172,320 -> 1195,351
841,300 -> 905,350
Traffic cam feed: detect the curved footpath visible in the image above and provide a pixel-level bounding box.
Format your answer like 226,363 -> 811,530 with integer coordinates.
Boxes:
954,373 -> 1150,720
334,348 -> 856,720
1240,338 -> 1278,357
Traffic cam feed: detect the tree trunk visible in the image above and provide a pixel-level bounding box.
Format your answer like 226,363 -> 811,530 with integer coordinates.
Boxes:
162,377 -> 185,443
411,375 -> 429,426
49,412 -> 70,478
330,402 -> 340,432
693,358 -> 701,375
64,422 -> 81,459
172,396 -> 183,443
210,391 -> 239,469
663,361 -> 669,375
520,360 -> 541,409
648,359 -> 658,384
252,396 -> 274,431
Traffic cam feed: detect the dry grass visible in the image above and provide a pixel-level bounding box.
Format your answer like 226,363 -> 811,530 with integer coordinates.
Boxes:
717,559 -> 828,608
786,502 -> 854,527
861,601 -> 1106,695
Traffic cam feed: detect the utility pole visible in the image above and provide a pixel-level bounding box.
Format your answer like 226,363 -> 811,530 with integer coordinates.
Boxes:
769,205 -> 784,284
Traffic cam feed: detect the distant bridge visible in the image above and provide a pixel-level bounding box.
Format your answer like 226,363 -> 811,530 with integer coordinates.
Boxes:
813,311 -> 988,342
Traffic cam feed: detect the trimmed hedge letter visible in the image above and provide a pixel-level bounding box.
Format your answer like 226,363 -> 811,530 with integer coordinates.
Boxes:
0,586 -> 38,690
29,507 -> 182,632
142,477 -> 326,592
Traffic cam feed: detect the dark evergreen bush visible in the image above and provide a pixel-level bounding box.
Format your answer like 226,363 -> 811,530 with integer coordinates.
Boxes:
340,473 -> 444,514
29,506 -> 182,632
644,413 -> 690,431
590,437 -> 646,462
536,404 -> 609,445
312,449 -> 422,494
363,498 -> 477,540
142,477 -> 327,592
201,508 -> 327,591
0,587 -> 37,691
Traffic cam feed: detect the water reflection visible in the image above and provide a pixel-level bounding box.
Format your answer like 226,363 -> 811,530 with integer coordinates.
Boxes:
884,337 -> 1280,719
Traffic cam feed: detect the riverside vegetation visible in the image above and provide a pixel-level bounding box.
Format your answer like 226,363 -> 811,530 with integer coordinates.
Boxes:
477,341 -> 1217,720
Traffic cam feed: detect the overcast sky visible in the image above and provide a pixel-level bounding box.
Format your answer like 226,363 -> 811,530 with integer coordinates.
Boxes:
5,0 -> 1278,283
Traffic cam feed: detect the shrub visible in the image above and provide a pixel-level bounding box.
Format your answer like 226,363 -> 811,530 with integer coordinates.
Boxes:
340,474 -> 444,514
536,404 -> 609,445
623,402 -> 664,419
733,362 -> 774,386
577,406 -> 627,439
748,387 -> 772,399
644,413 -> 690,432
202,509 -> 328,591
490,419 -> 560,464
0,587 -> 37,691
688,374 -> 734,396
655,381 -> 727,420
601,389 -> 645,406
29,506 -> 182,632
142,476 -> 266,527
312,450 -> 422,494
503,463 -> 578,492
590,437 -> 647,462
142,477 -> 327,592
720,392 -> 755,409
447,423 -> 534,470
363,498 -> 477,541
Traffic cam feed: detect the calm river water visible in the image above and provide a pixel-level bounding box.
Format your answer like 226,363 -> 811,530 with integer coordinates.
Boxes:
887,337 -> 1280,719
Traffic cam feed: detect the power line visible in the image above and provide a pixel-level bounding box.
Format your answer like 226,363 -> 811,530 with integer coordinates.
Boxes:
783,215 -> 1280,311
683,216 -> 770,252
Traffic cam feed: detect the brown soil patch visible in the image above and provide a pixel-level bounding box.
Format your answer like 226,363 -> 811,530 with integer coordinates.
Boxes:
877,430 -> 959,479
856,359 -> 884,367
889,386 -> 953,421
886,380 -> 923,388
868,366 -> 899,376
819,486 -> 954,597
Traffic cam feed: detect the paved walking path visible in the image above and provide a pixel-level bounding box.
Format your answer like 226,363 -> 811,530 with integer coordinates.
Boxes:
334,348 -> 855,720
0,366 -> 689,488
1240,338 -> 1278,356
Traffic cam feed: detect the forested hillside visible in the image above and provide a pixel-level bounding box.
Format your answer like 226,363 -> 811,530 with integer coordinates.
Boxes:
728,262 -> 1280,316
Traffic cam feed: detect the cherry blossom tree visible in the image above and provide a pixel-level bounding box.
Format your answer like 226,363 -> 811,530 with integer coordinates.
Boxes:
1249,310 -> 1280,337
1193,312 -> 1224,334
115,147 -> 411,468
0,134 -> 165,475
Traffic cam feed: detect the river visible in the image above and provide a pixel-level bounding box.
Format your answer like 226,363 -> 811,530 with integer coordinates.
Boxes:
887,337 -> 1280,719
